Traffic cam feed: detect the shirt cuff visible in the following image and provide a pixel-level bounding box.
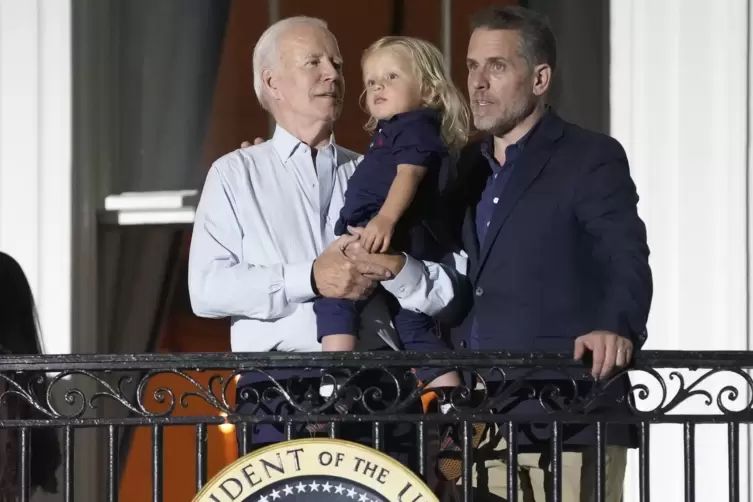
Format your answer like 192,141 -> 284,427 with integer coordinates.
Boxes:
382,253 -> 423,299
283,261 -> 316,304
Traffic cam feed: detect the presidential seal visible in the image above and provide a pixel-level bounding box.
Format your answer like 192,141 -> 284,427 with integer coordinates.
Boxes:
193,438 -> 438,502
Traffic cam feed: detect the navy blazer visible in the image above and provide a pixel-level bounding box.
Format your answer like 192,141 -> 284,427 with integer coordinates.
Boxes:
441,110 -> 653,447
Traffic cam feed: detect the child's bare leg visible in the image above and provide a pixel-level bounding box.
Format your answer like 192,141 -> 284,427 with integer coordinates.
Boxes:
320,334 -> 358,352
319,334 -> 357,400
424,371 -> 462,414
427,371 -> 462,389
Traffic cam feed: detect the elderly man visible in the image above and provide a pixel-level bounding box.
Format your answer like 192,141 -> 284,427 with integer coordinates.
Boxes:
188,16 -> 461,463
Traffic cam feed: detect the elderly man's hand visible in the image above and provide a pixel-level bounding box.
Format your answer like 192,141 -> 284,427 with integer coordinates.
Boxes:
240,138 -> 266,148
343,228 -> 406,278
313,235 -> 393,300
574,330 -> 633,380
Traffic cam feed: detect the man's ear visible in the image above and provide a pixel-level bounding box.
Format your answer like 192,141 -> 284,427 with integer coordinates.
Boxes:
532,64 -> 552,97
262,68 -> 280,100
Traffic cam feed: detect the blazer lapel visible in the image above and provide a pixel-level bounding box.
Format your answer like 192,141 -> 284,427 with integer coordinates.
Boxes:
474,114 -> 564,282
454,142 -> 487,279
462,205 -> 480,276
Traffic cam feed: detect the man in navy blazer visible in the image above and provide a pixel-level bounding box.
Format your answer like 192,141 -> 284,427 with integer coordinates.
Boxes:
439,6 -> 653,501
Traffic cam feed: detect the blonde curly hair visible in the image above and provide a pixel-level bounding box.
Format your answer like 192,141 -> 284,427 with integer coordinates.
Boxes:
360,36 -> 470,152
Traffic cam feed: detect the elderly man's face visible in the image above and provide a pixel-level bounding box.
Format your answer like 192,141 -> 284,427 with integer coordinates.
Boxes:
273,24 -> 344,125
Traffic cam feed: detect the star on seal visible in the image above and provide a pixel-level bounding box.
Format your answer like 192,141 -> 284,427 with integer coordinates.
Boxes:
192,438 -> 438,502
250,477 -> 385,502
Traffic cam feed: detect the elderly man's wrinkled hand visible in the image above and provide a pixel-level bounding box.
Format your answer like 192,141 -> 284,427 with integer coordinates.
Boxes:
343,230 -> 407,279
313,235 -> 392,300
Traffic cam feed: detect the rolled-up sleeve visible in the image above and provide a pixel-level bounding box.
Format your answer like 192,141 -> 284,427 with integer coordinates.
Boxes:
188,164 -> 315,320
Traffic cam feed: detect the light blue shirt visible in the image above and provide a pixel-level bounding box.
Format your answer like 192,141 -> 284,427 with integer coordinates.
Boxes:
188,125 -> 462,352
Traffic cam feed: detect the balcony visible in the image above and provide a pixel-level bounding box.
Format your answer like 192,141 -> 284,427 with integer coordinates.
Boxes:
0,350 -> 750,502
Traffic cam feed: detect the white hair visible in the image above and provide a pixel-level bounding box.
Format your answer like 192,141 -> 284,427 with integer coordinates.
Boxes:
252,16 -> 329,111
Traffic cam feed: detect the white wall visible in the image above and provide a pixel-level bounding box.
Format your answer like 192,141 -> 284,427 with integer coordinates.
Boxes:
0,3 -> 72,501
611,1 -> 750,501
0,0 -> 72,356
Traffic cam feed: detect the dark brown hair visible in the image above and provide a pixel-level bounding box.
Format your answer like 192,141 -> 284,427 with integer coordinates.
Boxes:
470,5 -> 557,73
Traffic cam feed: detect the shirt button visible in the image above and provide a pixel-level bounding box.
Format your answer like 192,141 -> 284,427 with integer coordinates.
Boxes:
475,287 -> 484,297
460,340 -> 467,349
493,197 -> 499,204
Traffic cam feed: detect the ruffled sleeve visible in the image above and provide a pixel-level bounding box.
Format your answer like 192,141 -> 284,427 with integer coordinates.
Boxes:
391,117 -> 448,171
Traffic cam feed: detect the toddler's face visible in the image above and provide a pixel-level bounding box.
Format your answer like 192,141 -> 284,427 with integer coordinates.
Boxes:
363,48 -> 423,121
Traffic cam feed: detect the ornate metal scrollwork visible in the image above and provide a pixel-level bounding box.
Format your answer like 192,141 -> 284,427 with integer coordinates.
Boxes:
0,354 -> 752,424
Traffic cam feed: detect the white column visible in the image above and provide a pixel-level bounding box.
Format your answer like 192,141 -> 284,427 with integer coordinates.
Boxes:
0,0 -> 72,355
611,1 -> 750,501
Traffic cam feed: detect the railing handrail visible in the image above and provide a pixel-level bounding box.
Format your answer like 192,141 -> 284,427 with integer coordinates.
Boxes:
0,350 -> 748,371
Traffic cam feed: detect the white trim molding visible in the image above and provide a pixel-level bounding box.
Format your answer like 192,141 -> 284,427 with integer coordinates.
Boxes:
611,1 -> 750,501
100,190 -> 198,225
0,0 -> 72,355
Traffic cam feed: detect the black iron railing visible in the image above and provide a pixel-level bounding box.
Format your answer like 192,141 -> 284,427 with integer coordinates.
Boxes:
0,350 -> 751,502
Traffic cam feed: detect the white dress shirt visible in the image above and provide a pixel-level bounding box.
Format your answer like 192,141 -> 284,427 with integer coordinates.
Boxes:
188,125 -> 460,352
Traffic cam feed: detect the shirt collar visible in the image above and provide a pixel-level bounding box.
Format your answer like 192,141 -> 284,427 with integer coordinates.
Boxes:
376,108 -> 442,136
271,124 -> 336,161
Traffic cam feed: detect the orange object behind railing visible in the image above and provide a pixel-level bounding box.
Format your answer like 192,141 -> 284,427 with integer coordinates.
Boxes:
118,316 -> 237,501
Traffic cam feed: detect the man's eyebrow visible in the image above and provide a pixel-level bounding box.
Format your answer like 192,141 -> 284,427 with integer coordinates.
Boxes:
303,53 -> 341,60
466,56 -> 512,68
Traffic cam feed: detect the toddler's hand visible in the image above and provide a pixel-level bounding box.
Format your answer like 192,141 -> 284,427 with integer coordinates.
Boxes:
360,214 -> 395,253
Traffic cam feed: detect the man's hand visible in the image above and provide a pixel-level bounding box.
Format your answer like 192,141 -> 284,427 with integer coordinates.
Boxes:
358,215 -> 395,253
240,138 -> 266,148
574,331 -> 633,380
313,235 -> 393,300
342,234 -> 406,278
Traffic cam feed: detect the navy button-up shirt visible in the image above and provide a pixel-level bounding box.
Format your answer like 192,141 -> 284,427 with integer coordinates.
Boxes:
470,120 -> 540,349
474,123 -> 539,245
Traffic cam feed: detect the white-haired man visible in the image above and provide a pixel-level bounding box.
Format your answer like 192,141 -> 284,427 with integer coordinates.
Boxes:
188,16 -> 464,463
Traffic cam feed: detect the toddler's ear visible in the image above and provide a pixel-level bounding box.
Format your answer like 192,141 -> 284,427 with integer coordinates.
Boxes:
422,87 -> 440,106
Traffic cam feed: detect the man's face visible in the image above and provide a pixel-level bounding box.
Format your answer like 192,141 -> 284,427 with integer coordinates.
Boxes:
270,24 -> 344,125
466,28 -> 537,135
